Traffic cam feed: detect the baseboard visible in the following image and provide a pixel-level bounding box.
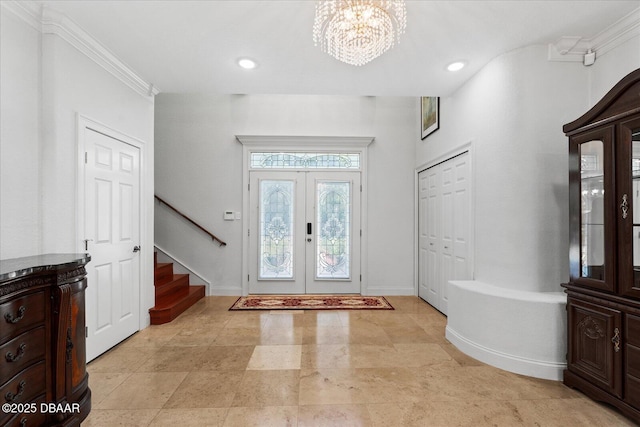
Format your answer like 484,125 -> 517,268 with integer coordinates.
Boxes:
209,286 -> 242,296
445,326 -> 566,381
365,285 -> 415,296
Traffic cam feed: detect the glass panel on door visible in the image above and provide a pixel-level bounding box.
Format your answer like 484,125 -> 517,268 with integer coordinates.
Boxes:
249,171 -> 360,295
259,180 -> 294,279
580,140 -> 605,280
306,172 -> 360,294
316,181 -> 351,279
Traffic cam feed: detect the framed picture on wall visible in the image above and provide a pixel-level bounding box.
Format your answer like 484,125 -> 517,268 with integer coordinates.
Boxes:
421,96 -> 439,139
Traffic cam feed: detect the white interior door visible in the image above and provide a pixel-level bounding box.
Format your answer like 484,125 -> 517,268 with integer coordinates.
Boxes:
418,152 -> 471,314
249,171 -> 360,294
84,128 -> 141,361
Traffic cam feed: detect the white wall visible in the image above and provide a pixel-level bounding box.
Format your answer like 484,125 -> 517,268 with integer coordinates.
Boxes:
423,38 -> 639,379
1,4 -> 156,326
417,44 -> 589,293
155,94 -> 416,295
589,35 -> 640,105
1,7 -> 42,259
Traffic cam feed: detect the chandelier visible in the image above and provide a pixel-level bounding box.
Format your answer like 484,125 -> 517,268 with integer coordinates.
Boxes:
313,0 -> 407,66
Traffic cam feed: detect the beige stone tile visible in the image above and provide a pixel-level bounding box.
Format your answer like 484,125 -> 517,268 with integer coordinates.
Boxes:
212,327 -> 263,346
367,401 -> 529,427
339,323 -> 394,345
164,370 -> 245,408
116,326 -> 180,348
383,296 -> 437,314
393,343 -> 460,368
87,346 -> 157,373
150,408 -> 229,426
135,346 -> 210,372
82,409 -> 159,426
165,325 -> 223,347
302,311 -> 343,327
223,406 -> 298,427
299,368 -> 427,406
232,370 -> 300,407
95,372 -> 188,409
225,313 -> 270,328
257,325 -> 304,345
247,345 -> 302,370
302,326 -> 351,345
380,325 -> 434,344
194,345 -> 255,371
439,341 -> 484,366
298,404 -> 373,426
301,344 -> 353,370
511,397 -> 637,426
88,372 -> 132,406
263,311 -> 306,328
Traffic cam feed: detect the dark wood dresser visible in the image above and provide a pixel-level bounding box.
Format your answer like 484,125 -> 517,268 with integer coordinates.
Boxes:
0,254 -> 91,426
563,68 -> 640,423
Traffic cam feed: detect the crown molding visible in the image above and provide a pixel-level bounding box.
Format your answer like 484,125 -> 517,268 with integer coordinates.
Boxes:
548,7 -> 640,63
1,0 -> 41,31
2,0 -> 160,99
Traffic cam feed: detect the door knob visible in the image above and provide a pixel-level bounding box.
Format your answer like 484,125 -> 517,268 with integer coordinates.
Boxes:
133,245 -> 141,253
307,238 -> 312,242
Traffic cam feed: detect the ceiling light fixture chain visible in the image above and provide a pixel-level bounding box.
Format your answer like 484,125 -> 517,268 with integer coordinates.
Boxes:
313,0 -> 407,66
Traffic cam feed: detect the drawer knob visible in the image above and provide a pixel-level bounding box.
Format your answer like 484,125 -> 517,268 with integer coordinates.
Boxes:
5,380 -> 26,403
4,306 -> 26,324
5,343 -> 26,363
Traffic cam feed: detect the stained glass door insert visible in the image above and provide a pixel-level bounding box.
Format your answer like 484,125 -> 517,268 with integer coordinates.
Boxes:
249,172 -> 305,294
249,171 -> 360,294
306,172 -> 361,294
316,181 -> 351,279
259,180 -> 294,279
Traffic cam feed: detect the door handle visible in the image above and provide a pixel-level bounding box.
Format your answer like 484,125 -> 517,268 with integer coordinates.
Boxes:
307,223 -> 312,235
133,245 -> 141,253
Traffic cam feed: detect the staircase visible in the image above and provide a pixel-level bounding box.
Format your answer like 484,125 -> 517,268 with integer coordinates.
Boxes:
149,252 -> 205,325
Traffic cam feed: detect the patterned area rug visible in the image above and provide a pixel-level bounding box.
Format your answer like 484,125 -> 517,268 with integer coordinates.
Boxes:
229,295 -> 394,311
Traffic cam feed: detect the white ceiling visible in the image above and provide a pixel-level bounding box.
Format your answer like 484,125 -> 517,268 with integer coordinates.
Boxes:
36,0 -> 640,96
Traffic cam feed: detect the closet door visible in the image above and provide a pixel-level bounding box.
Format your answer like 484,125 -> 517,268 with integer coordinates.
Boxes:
418,152 -> 471,314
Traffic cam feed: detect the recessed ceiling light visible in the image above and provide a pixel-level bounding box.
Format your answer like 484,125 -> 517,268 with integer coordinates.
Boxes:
238,58 -> 257,69
447,61 -> 466,72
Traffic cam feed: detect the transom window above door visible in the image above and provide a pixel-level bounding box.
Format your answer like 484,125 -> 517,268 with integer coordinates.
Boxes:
250,152 -> 361,170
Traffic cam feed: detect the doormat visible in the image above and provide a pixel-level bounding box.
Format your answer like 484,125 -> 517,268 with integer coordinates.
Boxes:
229,295 -> 394,311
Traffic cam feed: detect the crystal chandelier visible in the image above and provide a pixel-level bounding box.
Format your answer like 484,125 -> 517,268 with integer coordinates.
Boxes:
313,0 -> 407,66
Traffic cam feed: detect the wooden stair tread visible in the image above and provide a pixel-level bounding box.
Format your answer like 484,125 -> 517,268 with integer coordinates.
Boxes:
151,253 -> 204,325
149,285 -> 205,325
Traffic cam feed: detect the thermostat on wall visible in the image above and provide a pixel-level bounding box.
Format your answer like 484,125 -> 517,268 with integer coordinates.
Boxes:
223,211 -> 235,221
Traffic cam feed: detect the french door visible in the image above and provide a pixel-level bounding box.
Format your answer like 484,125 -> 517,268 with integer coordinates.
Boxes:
249,171 -> 361,294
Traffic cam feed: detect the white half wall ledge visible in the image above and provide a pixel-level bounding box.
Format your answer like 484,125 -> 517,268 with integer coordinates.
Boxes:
445,280 -> 567,381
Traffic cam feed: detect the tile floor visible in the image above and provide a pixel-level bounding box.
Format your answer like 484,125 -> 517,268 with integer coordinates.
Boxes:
83,296 -> 635,426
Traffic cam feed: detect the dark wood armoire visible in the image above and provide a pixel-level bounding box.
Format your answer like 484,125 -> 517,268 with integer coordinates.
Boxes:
563,68 -> 640,423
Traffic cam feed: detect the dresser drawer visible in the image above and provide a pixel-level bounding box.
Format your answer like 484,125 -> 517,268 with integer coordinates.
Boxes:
0,292 -> 46,343
1,361 -> 46,406
0,327 -> 45,381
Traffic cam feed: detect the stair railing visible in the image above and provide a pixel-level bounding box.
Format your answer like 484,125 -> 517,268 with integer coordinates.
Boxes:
155,195 -> 227,246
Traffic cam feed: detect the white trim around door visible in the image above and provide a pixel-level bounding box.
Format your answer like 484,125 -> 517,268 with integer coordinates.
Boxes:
76,114 -> 150,360
415,142 -> 475,311
237,135 -> 374,296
